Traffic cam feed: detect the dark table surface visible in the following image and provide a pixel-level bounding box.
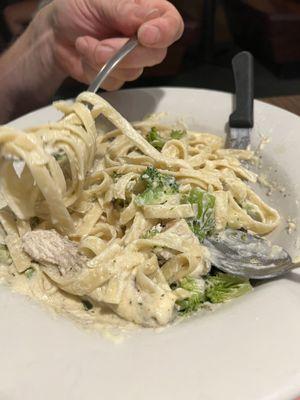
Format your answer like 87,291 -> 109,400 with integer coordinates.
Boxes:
263,95 -> 300,116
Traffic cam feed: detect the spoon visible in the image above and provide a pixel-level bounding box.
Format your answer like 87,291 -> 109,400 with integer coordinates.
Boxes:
206,51 -> 299,279
204,229 -> 299,279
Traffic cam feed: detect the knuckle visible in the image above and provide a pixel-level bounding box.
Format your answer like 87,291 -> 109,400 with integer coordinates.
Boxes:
116,0 -> 133,16
82,63 -> 97,82
146,49 -> 167,67
101,79 -> 124,91
114,67 -> 143,81
157,48 -> 167,63
125,68 -> 144,80
177,18 -> 185,38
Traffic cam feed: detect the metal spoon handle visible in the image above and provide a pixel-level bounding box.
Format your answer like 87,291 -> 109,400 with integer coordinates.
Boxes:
248,262 -> 300,280
226,261 -> 300,280
87,37 -> 139,94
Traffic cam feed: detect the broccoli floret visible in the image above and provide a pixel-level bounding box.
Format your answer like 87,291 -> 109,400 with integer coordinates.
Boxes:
184,188 -> 215,242
135,167 -> 179,206
205,273 -> 252,303
0,244 -> 12,266
146,127 -> 166,151
176,276 -> 205,314
170,129 -> 187,140
173,273 -> 252,316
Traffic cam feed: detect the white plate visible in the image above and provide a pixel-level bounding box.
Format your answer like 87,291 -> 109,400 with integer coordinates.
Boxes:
1,88 -> 300,400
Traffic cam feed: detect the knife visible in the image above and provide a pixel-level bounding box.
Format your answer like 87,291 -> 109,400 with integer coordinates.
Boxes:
226,51 -> 254,149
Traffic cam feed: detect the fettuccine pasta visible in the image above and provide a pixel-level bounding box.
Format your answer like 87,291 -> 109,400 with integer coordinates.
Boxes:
0,92 -> 280,330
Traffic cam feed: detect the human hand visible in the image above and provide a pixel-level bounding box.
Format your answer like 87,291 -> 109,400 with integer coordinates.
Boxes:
46,0 -> 184,90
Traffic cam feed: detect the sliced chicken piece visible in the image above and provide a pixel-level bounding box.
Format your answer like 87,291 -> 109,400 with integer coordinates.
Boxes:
23,230 -> 87,276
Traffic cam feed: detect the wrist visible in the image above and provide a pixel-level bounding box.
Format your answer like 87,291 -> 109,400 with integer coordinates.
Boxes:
0,5 -> 67,123
26,5 -> 67,92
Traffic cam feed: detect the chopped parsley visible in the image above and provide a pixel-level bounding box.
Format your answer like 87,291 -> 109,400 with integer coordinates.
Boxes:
146,127 -> 166,151
82,299 -> 93,311
170,129 -> 186,140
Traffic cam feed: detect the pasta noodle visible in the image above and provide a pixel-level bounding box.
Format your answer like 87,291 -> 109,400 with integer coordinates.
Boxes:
0,92 -> 280,330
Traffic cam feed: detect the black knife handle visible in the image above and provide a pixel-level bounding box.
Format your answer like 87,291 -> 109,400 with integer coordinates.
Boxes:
229,51 -> 254,128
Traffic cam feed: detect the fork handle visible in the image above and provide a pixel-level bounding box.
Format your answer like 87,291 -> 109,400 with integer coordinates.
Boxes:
229,51 -> 254,129
87,37 -> 138,94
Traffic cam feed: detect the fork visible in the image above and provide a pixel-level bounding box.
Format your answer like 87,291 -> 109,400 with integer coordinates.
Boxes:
87,37 -> 138,93
3,36 -> 139,165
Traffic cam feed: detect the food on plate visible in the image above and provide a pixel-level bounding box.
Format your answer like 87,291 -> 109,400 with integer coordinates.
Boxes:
0,92 -> 280,330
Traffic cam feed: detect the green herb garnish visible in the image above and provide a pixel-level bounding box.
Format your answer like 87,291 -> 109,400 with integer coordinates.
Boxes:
53,151 -> 67,163
176,276 -> 205,314
25,266 -> 35,279
142,225 -> 161,239
30,216 -> 40,229
243,202 -> 262,222
170,129 -> 186,140
112,198 -> 127,208
184,188 -> 215,242
0,244 -> 12,265
205,273 -> 252,303
146,127 -> 166,151
82,299 -> 93,311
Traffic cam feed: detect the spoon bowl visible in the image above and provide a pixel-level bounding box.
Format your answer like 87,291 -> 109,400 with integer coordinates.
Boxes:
205,51 -> 300,280
205,229 -> 299,279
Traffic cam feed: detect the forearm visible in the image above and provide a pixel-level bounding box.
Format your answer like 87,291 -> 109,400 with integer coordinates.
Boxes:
0,6 -> 66,124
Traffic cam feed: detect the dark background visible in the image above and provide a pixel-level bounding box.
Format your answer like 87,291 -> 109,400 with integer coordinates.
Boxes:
1,0 -> 300,100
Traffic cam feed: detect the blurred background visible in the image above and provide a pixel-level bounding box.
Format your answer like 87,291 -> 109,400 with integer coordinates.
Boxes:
1,0 -> 300,104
